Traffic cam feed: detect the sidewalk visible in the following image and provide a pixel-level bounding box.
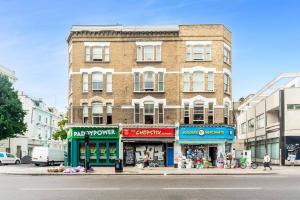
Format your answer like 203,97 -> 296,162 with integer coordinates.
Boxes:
1,164 -> 296,176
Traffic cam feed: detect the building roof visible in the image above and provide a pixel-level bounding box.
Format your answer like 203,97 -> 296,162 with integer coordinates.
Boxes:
70,25 -> 179,32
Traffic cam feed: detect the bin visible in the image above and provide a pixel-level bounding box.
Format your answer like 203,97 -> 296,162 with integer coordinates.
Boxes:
115,159 -> 123,172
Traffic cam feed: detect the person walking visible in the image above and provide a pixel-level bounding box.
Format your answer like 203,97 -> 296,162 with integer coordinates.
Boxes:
263,153 -> 272,171
143,151 -> 149,168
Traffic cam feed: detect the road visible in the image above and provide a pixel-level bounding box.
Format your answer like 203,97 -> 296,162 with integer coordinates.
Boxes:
0,174 -> 299,200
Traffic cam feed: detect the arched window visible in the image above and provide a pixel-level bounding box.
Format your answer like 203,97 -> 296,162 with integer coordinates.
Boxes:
193,101 -> 204,124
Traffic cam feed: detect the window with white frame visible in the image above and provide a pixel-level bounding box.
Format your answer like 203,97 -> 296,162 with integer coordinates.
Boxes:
193,101 -> 204,124
158,103 -> 164,124
183,72 -> 190,91
248,118 -> 255,132
92,72 -> 103,91
106,73 -> 112,92
208,102 -> 214,124
158,72 -> 164,92
144,102 -> 154,124
106,103 -> 112,124
144,71 -> 154,91
224,47 -> 230,64
186,45 -> 212,61
92,102 -> 103,124
134,72 -> 141,92
207,72 -> 214,91
82,103 -> 89,124
137,45 -> 161,62
184,103 -> 190,124
224,102 -> 229,124
241,122 -> 247,134
134,103 -> 140,123
224,73 -> 230,93
82,73 -> 89,93
256,114 -> 264,129
193,71 -> 204,92
85,46 -> 110,62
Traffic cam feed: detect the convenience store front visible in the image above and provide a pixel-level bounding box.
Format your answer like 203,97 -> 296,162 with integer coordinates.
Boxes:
121,127 -> 175,167
176,126 -> 234,167
67,126 -> 119,167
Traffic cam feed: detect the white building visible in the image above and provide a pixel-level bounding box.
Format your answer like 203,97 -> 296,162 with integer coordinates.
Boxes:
0,64 -> 17,85
236,73 -> 300,165
0,92 -> 65,158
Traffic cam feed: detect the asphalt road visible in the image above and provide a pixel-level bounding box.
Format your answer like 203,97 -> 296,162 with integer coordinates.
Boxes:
0,174 -> 299,200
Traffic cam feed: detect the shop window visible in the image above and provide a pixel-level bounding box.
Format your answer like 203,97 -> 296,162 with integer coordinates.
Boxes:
193,71 -> 204,92
193,101 -> 204,124
158,72 -> 164,92
208,102 -> 214,124
106,103 -> 112,124
184,103 -> 190,124
144,102 -> 154,124
224,103 -> 229,124
183,72 -> 190,91
207,72 -> 214,91
158,103 -> 164,124
134,72 -> 141,92
82,103 -> 89,124
92,102 -> 103,124
134,103 -> 140,123
82,73 -> 89,93
144,71 -> 154,91
92,72 -> 103,91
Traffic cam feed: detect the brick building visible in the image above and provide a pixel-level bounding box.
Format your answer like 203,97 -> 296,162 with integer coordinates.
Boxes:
67,25 -> 234,167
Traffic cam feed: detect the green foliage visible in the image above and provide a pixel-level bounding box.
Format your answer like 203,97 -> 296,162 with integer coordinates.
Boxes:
52,118 -> 68,140
0,74 -> 27,140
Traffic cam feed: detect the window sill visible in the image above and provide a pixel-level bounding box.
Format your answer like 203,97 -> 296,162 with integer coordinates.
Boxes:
186,60 -> 212,62
85,61 -> 110,64
224,61 -> 231,66
92,90 -> 103,92
136,60 -> 162,63
224,91 -> 231,95
133,91 -> 165,93
183,90 -> 215,93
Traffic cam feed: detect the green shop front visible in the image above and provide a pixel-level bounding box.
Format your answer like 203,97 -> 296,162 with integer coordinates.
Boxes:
67,126 -> 119,167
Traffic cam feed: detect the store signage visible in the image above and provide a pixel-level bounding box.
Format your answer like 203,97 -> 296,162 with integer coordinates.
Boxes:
68,127 -> 119,139
179,126 -> 234,140
122,128 -> 175,138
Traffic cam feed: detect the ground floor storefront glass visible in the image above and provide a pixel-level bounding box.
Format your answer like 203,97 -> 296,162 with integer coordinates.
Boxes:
176,126 -> 235,168
246,138 -> 279,163
121,128 -> 175,167
67,126 -> 119,167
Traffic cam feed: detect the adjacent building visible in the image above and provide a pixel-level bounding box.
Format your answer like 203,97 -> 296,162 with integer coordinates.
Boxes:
0,64 -> 17,85
67,24 -> 234,167
237,73 -> 300,165
0,92 -> 64,158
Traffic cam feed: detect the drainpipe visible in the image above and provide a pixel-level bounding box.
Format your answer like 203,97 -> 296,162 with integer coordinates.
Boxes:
279,89 -> 285,166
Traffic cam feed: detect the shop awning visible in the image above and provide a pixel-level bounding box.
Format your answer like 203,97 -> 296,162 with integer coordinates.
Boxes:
122,138 -> 175,143
178,139 -> 232,144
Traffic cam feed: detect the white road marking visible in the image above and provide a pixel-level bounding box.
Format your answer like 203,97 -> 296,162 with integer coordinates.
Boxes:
20,187 -> 120,191
162,187 -> 262,190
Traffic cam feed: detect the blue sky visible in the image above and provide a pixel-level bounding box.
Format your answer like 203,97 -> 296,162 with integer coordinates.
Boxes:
0,0 -> 300,112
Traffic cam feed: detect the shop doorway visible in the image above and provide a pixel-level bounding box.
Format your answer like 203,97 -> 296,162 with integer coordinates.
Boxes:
209,146 -> 218,166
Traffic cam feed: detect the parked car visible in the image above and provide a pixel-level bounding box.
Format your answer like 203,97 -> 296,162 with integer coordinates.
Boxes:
31,147 -> 64,166
0,152 -> 21,165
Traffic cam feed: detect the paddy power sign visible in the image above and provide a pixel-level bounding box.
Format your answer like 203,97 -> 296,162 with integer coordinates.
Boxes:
68,127 -> 119,139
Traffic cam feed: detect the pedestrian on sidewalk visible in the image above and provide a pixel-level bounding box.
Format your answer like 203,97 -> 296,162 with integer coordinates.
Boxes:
263,153 -> 272,171
143,151 -> 149,168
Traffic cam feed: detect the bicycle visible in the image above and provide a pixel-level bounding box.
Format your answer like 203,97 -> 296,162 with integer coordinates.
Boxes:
240,157 -> 258,169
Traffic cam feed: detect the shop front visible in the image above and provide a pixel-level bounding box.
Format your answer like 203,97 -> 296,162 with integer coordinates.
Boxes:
176,126 -> 234,168
121,127 -> 175,167
67,126 -> 119,167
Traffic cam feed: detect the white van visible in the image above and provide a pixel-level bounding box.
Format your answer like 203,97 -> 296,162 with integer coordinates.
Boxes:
31,147 -> 64,166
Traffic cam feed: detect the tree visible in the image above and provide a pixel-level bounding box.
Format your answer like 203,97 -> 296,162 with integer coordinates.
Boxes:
0,74 -> 27,140
52,117 -> 68,140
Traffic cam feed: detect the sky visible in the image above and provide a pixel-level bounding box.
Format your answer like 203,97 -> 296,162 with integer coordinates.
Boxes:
0,0 -> 300,112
